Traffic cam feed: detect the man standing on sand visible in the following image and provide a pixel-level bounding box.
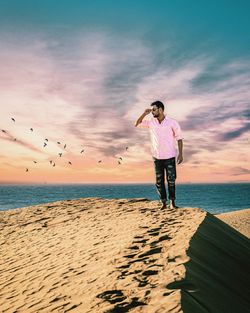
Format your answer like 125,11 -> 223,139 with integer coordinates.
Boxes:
135,100 -> 184,210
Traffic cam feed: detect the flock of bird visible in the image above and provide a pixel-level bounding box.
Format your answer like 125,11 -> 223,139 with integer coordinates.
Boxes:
2,117 -> 129,172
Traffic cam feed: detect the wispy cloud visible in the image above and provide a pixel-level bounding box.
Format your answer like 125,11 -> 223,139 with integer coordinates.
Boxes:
0,131 -> 44,153
0,29 -> 249,182
231,167 -> 250,176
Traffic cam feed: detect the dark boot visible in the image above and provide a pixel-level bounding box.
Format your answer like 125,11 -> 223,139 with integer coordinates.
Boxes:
170,199 -> 179,209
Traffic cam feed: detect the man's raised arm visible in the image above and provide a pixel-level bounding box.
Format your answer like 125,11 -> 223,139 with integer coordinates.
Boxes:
134,109 -> 152,127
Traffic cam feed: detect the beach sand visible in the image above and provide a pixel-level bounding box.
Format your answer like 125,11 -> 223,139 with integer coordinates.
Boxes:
0,198 -> 249,313
215,208 -> 250,239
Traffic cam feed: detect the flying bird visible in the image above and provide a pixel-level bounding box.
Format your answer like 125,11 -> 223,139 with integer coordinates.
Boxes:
49,160 -> 53,164
33,161 -> 37,164
43,142 -> 47,147
58,153 -> 62,157
45,138 -> 48,142
118,161 -> 121,165
80,149 -> 84,153
119,157 -> 123,160
30,128 -> 33,132
57,142 -> 61,145
53,163 -> 55,167
68,161 -> 72,165
1,130 -> 6,133
26,168 -> 29,172
98,160 -> 102,163
126,147 -> 129,151
64,144 -> 66,149
11,118 -> 15,122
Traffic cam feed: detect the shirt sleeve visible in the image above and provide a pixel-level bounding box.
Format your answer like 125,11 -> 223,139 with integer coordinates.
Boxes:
172,120 -> 183,140
136,119 -> 150,128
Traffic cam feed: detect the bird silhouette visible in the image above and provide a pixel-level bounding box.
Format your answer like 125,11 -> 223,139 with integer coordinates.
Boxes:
33,161 -> 37,164
126,147 -> 129,150
98,160 -> 102,163
45,138 -> 48,142
64,144 -> 66,149
57,142 -> 61,145
26,168 -> 29,172
43,142 -> 47,147
53,163 -> 55,167
58,153 -> 62,157
68,161 -> 72,165
49,160 -> 53,164
11,118 -> 15,122
80,149 -> 84,153
119,157 -> 123,160
1,130 -> 6,133
30,128 -> 33,132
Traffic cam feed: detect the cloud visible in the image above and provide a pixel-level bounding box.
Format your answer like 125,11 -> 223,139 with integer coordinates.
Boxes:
178,60 -> 250,148
231,167 -> 250,176
181,146 -> 203,161
217,122 -> 250,141
0,29 -> 250,174
0,131 -> 44,154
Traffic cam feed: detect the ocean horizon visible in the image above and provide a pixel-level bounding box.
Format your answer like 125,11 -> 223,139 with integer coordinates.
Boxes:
0,182 -> 249,214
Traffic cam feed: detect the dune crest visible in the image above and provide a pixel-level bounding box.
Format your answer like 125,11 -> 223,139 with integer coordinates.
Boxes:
0,198 -> 249,312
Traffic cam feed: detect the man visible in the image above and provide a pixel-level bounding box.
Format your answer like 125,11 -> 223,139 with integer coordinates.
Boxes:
135,100 -> 184,209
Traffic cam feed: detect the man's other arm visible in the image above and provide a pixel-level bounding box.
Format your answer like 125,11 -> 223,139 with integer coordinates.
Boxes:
177,139 -> 183,164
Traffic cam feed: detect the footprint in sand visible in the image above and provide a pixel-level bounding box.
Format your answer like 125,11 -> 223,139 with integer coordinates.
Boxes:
166,279 -> 198,293
138,247 -> 162,258
96,289 -> 146,311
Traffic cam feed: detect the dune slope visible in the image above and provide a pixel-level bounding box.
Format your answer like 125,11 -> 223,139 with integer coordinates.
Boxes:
0,198 -> 249,313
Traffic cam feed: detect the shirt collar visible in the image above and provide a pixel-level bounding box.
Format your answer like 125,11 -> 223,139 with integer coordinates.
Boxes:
153,116 -> 168,123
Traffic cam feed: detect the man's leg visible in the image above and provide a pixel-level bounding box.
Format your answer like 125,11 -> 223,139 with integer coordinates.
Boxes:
153,158 -> 167,206
165,157 -> 178,207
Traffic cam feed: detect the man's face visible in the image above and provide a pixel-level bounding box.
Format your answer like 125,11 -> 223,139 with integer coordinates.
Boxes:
151,105 -> 160,117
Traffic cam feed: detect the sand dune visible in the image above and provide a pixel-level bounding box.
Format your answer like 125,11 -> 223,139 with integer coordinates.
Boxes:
0,198 -> 249,313
216,208 -> 250,239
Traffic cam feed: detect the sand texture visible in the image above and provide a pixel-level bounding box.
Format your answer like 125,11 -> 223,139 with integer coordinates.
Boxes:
216,208 -> 250,239
0,198 -> 249,313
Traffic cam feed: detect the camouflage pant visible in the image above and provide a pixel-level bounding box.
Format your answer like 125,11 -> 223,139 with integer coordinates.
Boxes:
153,157 -> 177,203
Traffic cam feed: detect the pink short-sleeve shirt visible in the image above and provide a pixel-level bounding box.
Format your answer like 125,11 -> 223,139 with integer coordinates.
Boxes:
137,116 -> 183,159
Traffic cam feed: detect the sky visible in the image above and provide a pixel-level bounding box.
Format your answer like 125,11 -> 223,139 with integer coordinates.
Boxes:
0,0 -> 249,184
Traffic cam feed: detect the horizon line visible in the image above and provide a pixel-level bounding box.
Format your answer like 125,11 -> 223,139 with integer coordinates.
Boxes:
0,181 -> 249,186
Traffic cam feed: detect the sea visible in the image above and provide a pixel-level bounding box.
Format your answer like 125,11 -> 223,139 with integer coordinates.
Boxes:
0,183 -> 249,214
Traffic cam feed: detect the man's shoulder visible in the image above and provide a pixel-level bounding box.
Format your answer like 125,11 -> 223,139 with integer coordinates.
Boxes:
166,117 -> 179,124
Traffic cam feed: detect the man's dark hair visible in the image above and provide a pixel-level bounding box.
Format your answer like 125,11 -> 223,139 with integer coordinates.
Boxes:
151,100 -> 164,111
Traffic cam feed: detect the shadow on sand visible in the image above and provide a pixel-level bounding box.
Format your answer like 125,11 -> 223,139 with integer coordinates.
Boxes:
167,212 -> 250,313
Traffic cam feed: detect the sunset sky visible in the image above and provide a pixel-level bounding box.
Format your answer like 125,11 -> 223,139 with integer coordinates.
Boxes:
0,0 -> 249,184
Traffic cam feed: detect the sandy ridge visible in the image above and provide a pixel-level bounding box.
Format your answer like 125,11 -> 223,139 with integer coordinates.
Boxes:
0,198 -> 249,313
